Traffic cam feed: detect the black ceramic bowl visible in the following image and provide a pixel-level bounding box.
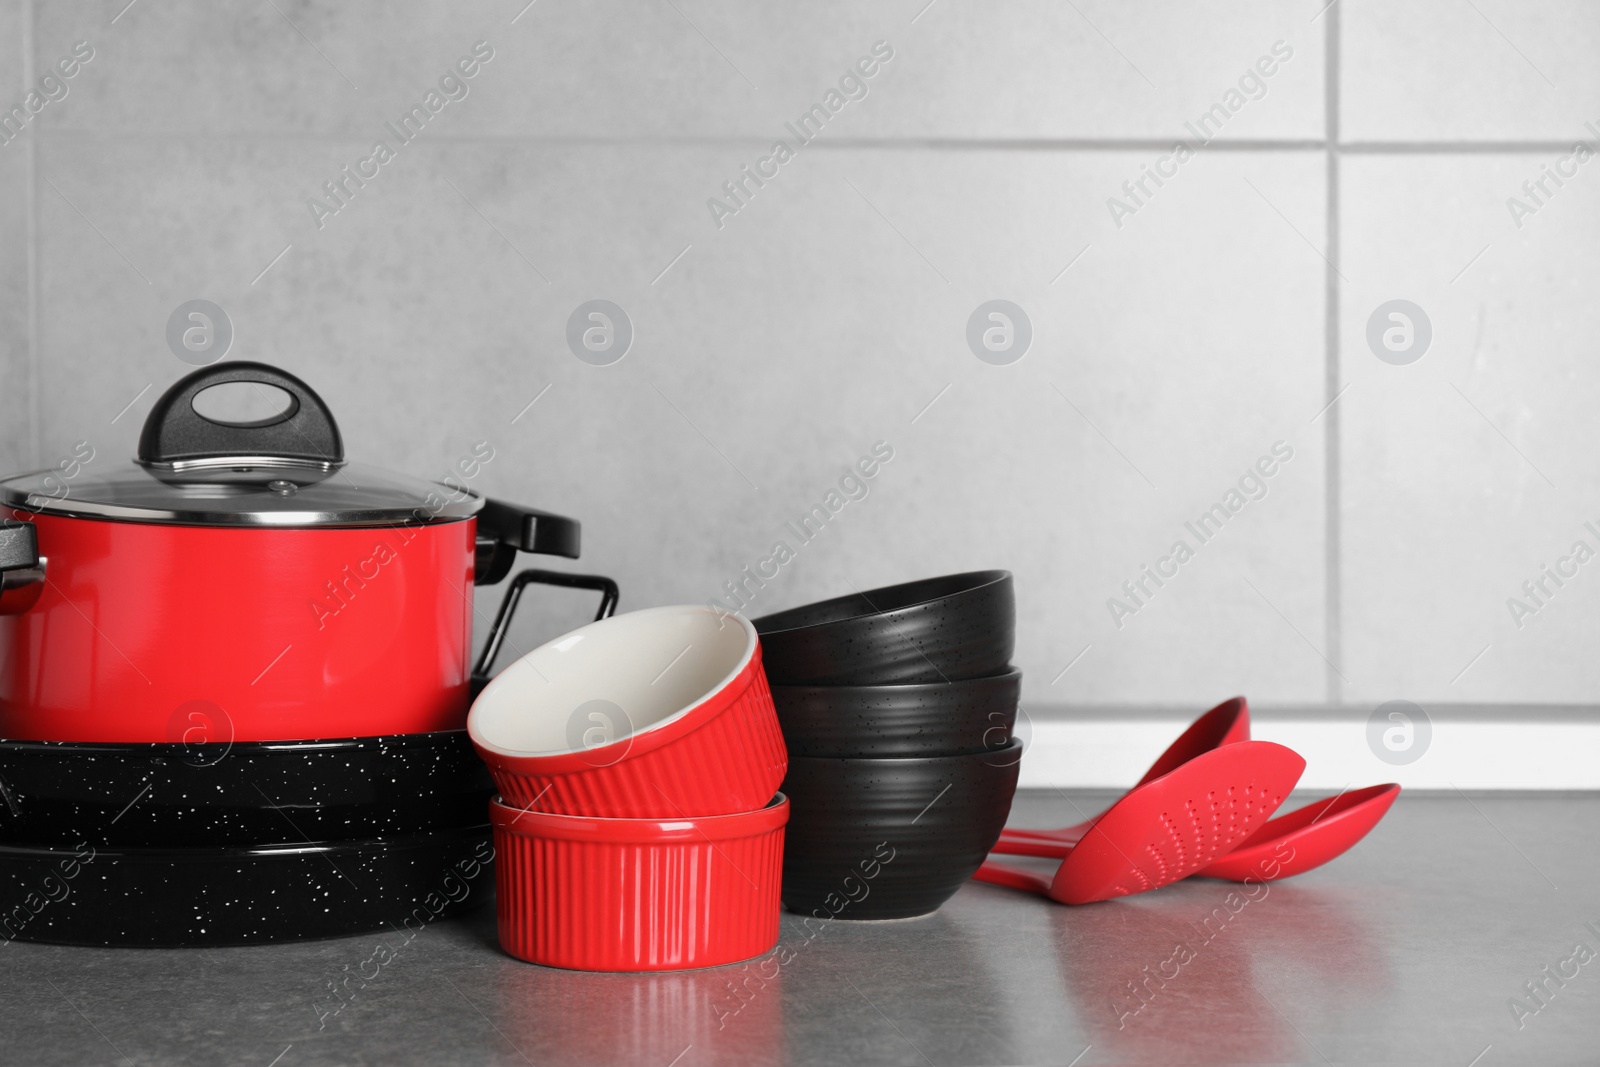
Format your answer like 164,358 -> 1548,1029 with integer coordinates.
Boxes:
0,731 -> 492,847
753,570 -> 1014,685
779,738 -> 1021,920
771,669 -> 1020,758
0,824 -> 492,947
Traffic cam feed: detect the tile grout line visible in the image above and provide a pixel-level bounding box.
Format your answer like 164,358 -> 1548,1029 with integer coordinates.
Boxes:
23,131 -> 1598,153
1323,1 -> 1343,705
23,0 -> 39,469
1341,140 -> 1597,154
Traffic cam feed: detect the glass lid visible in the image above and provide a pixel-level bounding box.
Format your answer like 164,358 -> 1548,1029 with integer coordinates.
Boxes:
0,460 -> 483,528
0,363 -> 485,529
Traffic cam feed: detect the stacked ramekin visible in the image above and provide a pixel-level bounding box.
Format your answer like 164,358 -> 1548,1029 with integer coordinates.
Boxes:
468,605 -> 788,971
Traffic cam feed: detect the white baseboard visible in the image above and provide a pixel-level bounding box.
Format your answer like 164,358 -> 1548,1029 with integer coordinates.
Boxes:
1016,705 -> 1600,791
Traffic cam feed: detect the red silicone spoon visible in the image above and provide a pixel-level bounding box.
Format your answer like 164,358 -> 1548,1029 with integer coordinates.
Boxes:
997,696 -> 1250,849
973,740 -> 1304,905
1192,782 -> 1401,881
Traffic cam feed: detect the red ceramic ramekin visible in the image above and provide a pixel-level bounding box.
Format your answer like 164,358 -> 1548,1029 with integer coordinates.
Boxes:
490,793 -> 788,971
468,606 -> 788,818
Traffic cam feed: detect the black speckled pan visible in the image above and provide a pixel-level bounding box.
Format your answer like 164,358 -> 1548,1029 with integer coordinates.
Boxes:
0,824 -> 492,947
753,571 -> 1014,685
771,670 -> 1020,758
0,732 -> 492,847
779,739 -> 1021,921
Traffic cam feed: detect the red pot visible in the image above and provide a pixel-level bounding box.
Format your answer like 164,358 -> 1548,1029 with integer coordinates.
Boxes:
0,362 -> 613,743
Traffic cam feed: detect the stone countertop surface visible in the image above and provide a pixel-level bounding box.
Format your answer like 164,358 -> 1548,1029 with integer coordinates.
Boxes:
2,791 -> 1597,1066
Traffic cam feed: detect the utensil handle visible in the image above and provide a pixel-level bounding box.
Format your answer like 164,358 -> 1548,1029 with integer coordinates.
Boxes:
970,859 -> 1056,895
991,832 -> 1075,857
137,361 -> 344,467
996,820 -> 1092,846
470,569 -> 619,695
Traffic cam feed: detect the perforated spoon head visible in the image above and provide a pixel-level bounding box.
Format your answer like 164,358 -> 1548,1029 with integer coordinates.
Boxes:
997,696 -> 1253,849
1052,740 -> 1305,905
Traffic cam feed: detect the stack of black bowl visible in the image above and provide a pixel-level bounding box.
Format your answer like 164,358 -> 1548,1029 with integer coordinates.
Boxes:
754,570 -> 1021,921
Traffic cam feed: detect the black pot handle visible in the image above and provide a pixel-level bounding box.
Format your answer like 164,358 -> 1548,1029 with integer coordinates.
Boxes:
0,522 -> 37,572
138,361 -> 344,467
0,521 -> 44,616
474,498 -> 582,583
470,569 -> 619,697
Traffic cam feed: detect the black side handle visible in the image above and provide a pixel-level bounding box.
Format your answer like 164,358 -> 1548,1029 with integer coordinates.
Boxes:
0,521 -> 45,616
470,569 -> 619,696
0,522 -> 38,572
474,498 -> 581,584
138,361 -> 344,466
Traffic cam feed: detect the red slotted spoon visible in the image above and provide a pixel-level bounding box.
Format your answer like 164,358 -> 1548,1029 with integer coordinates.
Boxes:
972,740 -> 1305,905
997,696 -> 1250,850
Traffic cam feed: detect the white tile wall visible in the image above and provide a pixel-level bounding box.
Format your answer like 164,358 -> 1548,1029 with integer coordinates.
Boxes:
3,0 -> 1598,725
34,1 -> 1324,141
27,134 -> 1329,704
1341,154 -> 1600,704
0,1 -> 30,466
1342,0 -> 1600,143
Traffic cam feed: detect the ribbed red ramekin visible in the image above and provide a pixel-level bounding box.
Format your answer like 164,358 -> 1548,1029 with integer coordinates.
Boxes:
469,607 -> 787,818
490,793 -> 787,971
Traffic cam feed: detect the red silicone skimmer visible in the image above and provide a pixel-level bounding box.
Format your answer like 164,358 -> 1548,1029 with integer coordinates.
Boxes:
997,696 -> 1250,850
972,740 -> 1304,905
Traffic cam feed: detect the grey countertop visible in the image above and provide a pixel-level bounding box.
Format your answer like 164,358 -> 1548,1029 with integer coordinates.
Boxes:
3,791 -> 1597,1066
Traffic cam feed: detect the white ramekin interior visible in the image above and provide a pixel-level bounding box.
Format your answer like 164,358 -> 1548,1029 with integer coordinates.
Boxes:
469,605 -> 755,757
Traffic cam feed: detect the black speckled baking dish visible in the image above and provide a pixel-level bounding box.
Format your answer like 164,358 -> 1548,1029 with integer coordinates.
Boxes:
0,731 -> 492,847
753,570 -> 1014,686
0,824 -> 492,947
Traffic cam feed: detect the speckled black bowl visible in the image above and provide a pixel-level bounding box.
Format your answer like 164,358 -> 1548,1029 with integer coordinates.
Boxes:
754,571 -> 1014,685
0,732 -> 492,847
772,669 -> 1020,758
779,739 -> 1021,920
0,824 -> 492,947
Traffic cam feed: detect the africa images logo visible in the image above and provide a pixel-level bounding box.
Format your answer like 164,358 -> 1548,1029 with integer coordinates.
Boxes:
1104,40 -> 1294,229
705,41 -> 895,230
0,41 -> 95,148
1106,442 -> 1294,628
306,41 -> 494,230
